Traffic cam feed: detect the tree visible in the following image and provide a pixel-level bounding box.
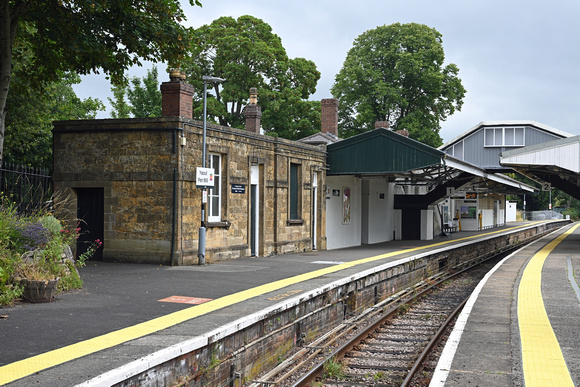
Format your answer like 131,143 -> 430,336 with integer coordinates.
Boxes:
5,71 -> 104,170
0,0 -> 200,164
109,66 -> 162,118
127,66 -> 162,118
180,15 -> 321,138
331,23 -> 466,147
108,84 -> 131,119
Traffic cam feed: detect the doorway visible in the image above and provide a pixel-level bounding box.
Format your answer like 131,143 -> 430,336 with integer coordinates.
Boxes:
311,172 -> 318,250
250,166 -> 259,257
76,188 -> 104,260
401,209 -> 421,240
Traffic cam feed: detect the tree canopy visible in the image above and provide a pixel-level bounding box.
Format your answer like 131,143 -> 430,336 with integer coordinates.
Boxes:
5,70 -> 104,171
331,23 -> 466,147
0,0 -> 200,163
109,66 -> 162,118
180,15 -> 321,139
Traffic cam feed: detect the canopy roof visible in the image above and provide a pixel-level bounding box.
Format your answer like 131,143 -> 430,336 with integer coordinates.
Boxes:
327,128 -> 444,175
326,128 -> 535,209
501,135 -> 580,200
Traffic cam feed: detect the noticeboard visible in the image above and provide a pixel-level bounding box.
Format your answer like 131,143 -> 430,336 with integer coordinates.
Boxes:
231,184 -> 246,194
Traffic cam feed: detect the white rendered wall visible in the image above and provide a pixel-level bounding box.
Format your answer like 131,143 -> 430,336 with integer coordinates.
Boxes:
364,180 -> 395,244
481,209 -> 494,229
394,209 -> 402,240
326,175 -> 362,249
421,208 -> 434,240
506,201 -> 517,222
498,210 -> 505,225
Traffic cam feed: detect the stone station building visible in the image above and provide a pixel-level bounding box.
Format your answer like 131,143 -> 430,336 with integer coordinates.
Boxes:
52,73 -> 327,265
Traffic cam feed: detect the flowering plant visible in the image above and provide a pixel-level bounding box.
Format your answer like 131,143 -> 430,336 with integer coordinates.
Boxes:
0,194 -> 101,305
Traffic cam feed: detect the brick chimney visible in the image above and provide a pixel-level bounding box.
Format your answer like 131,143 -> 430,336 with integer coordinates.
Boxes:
321,98 -> 338,137
395,129 -> 409,137
244,87 -> 262,133
160,69 -> 194,118
375,121 -> 390,130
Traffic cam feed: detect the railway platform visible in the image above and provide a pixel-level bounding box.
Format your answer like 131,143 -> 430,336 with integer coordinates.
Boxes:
432,221 -> 580,387
0,220 -> 574,386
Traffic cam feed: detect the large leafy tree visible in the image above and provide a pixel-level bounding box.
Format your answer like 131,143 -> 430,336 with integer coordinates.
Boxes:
180,15 -> 321,138
109,66 -> 162,118
0,0 -> 200,164
332,23 -> 466,147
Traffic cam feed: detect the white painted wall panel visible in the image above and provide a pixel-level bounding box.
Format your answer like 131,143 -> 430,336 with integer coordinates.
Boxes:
326,176 -> 362,250
365,180 -> 395,244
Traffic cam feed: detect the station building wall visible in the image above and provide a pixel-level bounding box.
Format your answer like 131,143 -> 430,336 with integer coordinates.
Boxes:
52,77 -> 327,265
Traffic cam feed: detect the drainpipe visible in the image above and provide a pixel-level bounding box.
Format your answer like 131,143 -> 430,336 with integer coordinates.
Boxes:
171,167 -> 177,266
273,141 -> 279,253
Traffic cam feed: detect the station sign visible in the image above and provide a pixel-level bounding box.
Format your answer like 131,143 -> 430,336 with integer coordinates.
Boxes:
196,167 -> 215,188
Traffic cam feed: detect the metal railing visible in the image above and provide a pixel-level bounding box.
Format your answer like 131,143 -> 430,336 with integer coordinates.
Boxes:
523,210 -> 564,221
0,162 -> 52,214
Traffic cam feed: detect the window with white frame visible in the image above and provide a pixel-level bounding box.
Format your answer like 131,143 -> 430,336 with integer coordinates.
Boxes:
484,127 -> 524,147
208,153 -> 222,222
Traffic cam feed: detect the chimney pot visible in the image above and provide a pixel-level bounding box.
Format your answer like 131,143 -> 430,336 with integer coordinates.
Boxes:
375,121 -> 390,130
169,69 -> 181,82
249,87 -> 258,105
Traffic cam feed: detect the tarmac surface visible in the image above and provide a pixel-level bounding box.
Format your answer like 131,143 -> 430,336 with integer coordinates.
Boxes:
1,221 -> 578,386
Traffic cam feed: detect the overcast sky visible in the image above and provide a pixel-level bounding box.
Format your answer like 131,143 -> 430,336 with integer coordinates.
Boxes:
73,0 -> 580,143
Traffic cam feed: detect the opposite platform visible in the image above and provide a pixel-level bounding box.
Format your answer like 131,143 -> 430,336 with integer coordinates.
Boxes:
432,222 -> 580,387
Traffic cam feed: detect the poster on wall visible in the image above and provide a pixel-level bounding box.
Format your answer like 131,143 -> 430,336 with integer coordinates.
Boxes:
460,205 -> 477,219
342,187 -> 351,224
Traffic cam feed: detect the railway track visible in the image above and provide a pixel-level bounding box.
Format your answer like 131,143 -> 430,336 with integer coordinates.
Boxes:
249,253 -> 505,387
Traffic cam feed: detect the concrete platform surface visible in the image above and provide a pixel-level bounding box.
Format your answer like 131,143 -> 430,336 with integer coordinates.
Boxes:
0,221 -> 574,386
432,222 -> 580,387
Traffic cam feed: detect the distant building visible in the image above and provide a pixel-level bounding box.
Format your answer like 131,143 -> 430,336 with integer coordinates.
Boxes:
433,121 -> 571,231
440,121 -> 573,171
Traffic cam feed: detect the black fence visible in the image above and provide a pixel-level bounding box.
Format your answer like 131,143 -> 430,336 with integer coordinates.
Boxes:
0,162 -> 52,214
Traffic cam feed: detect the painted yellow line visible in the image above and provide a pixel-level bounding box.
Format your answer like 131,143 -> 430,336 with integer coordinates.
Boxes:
0,222 -> 545,384
518,223 -> 579,387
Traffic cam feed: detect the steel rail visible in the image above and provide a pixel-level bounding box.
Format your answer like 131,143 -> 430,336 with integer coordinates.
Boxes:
290,257 -> 492,387
400,296 -> 469,387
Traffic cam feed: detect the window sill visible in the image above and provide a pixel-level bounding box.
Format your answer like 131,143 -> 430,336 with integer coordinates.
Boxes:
287,219 -> 304,226
206,221 -> 231,229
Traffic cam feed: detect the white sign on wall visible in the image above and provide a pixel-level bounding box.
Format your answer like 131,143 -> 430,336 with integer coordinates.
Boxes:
196,167 -> 215,188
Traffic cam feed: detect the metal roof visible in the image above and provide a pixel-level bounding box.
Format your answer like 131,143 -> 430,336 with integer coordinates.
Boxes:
440,120 -> 574,150
327,128 -> 444,175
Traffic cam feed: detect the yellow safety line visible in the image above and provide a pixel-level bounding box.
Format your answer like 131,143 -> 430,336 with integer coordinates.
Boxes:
518,223 -> 579,387
0,222 -> 545,384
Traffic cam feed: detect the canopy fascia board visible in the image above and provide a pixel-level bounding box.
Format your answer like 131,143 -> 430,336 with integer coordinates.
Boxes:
445,155 -> 535,193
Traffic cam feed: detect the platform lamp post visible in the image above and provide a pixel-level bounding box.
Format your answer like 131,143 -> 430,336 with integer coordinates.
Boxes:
198,75 -> 225,265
